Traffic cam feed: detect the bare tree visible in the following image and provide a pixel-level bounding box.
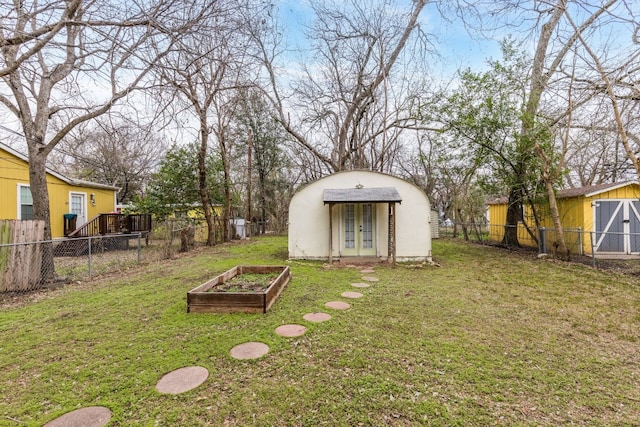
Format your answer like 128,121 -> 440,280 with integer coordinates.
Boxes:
565,10 -> 640,184
154,0 -> 269,245
54,118 -> 168,203
256,0 -> 429,173
234,89 -> 296,234
0,0 -> 81,77
564,119 -> 637,186
0,0 -> 213,281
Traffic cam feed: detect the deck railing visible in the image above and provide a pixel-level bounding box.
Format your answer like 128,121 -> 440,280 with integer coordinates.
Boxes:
67,214 -> 152,238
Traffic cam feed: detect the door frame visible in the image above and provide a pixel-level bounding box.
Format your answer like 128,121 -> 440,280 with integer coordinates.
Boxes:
340,203 -> 377,257
69,192 -> 88,225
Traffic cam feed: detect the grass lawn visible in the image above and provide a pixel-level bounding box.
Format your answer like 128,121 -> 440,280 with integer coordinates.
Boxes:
0,236 -> 638,426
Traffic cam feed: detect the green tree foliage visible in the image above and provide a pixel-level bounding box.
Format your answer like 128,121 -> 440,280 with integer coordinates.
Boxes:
133,143 -> 223,220
432,40 -> 547,243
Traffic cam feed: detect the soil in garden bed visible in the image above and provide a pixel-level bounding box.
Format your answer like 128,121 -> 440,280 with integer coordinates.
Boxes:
209,272 -> 280,293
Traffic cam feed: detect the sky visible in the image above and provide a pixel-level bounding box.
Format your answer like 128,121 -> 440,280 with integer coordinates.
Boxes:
276,0 -> 503,76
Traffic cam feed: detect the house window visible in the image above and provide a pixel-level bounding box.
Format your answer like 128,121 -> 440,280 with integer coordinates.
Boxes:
18,185 -> 34,220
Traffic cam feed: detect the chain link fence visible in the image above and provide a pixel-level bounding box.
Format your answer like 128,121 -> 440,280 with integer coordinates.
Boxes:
0,220 -> 215,292
0,216 -> 279,293
0,217 -> 281,293
1,234 -> 146,292
438,222 -> 640,269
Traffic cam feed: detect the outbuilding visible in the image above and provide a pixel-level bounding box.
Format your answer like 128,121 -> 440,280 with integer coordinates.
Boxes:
288,170 -> 432,263
0,141 -> 118,238
487,181 -> 640,256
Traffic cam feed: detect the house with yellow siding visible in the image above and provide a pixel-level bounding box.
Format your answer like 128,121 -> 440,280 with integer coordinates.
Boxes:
487,181 -> 640,256
0,141 -> 118,238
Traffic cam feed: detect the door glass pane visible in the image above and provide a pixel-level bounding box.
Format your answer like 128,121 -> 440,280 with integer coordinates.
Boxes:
71,195 -> 83,215
362,204 -> 372,248
344,204 -> 355,248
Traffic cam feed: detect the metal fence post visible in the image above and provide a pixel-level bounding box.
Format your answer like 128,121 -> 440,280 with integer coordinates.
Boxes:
137,233 -> 141,264
88,236 -> 93,278
538,227 -> 546,254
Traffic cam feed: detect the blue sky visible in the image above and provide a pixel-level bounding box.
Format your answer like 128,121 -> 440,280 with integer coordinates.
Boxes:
275,0 -> 503,76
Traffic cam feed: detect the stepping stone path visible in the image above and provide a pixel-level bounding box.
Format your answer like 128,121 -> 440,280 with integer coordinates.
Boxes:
341,291 -> 363,299
52,265 -> 382,424
44,406 -> 111,427
303,312 -> 332,322
275,324 -> 307,337
230,341 -> 270,360
351,282 -> 370,288
325,301 -> 351,310
155,366 -> 209,394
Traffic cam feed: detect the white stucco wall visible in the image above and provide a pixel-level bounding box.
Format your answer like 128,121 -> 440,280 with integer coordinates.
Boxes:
288,170 -> 432,262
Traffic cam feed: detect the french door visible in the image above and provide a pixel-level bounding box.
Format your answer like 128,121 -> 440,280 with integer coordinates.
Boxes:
342,203 -> 376,256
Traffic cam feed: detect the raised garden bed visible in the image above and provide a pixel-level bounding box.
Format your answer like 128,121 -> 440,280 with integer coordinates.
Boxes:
187,265 -> 291,313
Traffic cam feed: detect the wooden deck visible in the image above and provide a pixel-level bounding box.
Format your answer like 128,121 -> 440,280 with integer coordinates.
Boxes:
66,213 -> 151,238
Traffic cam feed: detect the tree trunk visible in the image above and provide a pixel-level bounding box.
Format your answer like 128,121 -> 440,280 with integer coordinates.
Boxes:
28,144 -> 56,282
520,0 -> 569,255
198,116 -> 216,246
219,129 -> 231,243
223,168 -> 231,242
259,169 -> 267,235
503,188 -> 521,246
457,208 -> 469,241
544,180 -> 569,258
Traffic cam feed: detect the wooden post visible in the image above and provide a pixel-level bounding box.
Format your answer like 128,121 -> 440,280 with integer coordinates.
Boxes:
388,203 -> 396,265
328,203 -> 333,264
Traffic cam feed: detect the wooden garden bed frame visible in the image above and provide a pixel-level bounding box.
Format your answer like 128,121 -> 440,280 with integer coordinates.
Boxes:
187,265 -> 291,313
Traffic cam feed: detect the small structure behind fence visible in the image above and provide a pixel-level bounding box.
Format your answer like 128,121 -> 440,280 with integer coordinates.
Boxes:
440,222 -> 640,267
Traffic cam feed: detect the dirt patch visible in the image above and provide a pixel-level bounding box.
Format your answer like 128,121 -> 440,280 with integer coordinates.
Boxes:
208,272 -> 279,293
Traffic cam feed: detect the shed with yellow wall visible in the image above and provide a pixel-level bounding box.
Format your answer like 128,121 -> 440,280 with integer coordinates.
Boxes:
487,182 -> 640,256
0,142 -> 118,238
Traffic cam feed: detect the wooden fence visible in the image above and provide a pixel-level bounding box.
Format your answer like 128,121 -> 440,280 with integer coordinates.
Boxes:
0,220 -> 45,292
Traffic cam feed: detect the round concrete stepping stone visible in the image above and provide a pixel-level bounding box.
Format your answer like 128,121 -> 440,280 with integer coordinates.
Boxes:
351,282 -> 370,288
325,301 -> 350,310
362,276 -> 379,282
275,324 -> 307,337
230,342 -> 270,360
156,366 -> 209,394
341,291 -> 363,299
360,269 -> 375,274
303,312 -> 332,322
44,406 -> 111,427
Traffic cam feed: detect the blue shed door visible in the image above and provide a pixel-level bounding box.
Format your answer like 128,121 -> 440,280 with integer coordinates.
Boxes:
630,201 -> 640,253
594,200 -> 640,254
